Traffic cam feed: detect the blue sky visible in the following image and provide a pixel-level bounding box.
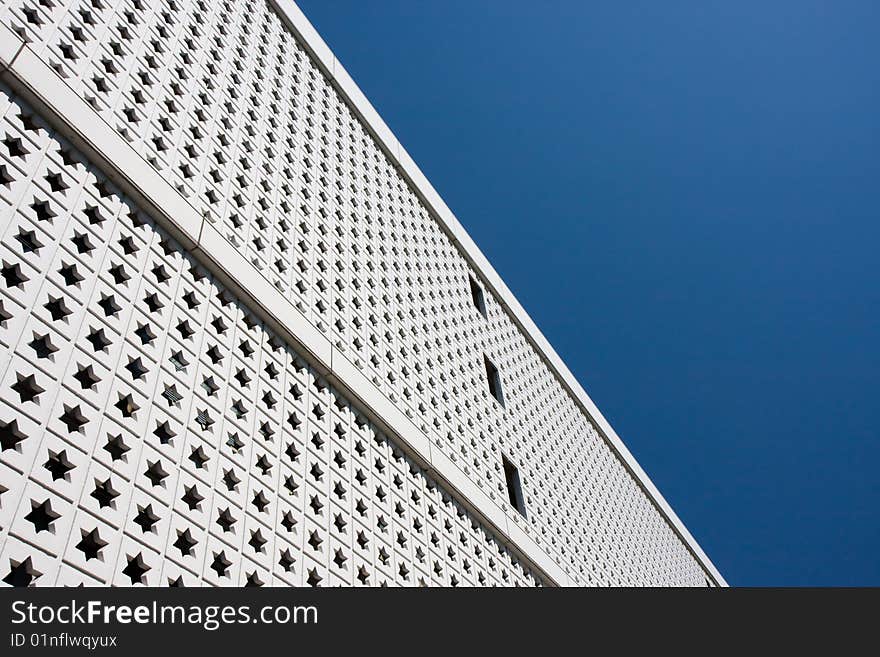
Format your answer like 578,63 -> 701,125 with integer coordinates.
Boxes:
295,1 -> 880,586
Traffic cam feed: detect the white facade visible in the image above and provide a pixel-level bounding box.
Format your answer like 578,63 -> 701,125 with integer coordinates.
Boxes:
0,0 -> 723,586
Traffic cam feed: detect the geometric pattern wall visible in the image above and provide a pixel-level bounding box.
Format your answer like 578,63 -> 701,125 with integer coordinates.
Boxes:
0,0 -> 717,586
0,86 -> 543,587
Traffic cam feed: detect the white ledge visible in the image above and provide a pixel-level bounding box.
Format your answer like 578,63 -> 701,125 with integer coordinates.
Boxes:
268,0 -> 726,585
0,23 -> 25,73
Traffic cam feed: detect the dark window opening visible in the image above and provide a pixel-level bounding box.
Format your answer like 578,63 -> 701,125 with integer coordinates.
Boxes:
484,356 -> 504,406
502,455 -> 526,518
469,276 -> 486,318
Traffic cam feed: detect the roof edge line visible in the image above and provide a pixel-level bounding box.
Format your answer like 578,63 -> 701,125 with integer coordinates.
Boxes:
269,0 -> 726,586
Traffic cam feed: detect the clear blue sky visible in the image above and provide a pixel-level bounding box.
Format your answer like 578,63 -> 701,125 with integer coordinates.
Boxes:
295,1 -> 880,586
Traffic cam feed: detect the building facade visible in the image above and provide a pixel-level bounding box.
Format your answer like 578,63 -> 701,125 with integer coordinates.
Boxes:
0,0 -> 723,586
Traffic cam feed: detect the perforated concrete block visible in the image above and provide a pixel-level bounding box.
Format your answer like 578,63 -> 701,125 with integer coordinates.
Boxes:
0,0 -> 722,587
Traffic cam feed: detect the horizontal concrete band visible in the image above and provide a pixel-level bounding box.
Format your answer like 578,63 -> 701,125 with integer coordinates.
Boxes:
0,25 -> 569,586
267,1 -> 726,585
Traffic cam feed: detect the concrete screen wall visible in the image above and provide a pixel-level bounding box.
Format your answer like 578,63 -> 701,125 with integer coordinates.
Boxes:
0,0 -> 723,586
